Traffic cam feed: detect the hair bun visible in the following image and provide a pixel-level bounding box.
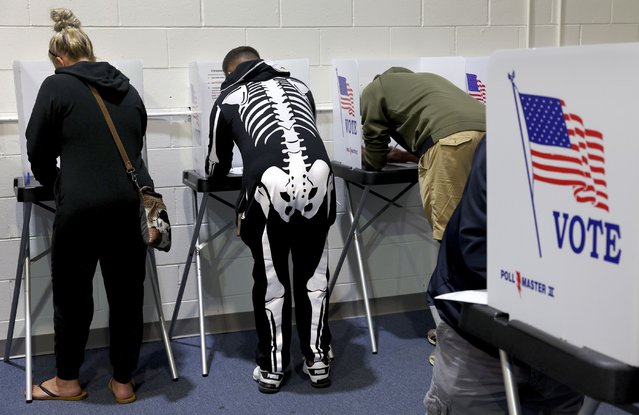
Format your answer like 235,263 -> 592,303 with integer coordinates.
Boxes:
50,8 -> 82,32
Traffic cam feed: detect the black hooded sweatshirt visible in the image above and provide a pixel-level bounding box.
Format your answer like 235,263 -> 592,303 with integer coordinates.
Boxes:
26,61 -> 152,216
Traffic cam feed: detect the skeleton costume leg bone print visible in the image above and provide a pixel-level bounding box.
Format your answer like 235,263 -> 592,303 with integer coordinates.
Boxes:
212,64 -> 335,374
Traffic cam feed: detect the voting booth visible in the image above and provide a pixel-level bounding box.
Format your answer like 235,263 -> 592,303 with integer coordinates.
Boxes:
188,59 -> 310,176
487,43 -> 639,367
328,56 -> 480,352
331,56 -> 485,168
14,60 -> 145,185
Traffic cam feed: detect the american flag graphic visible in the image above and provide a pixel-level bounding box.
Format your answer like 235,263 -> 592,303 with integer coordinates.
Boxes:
338,75 -> 355,117
467,73 -> 486,104
519,92 -> 609,212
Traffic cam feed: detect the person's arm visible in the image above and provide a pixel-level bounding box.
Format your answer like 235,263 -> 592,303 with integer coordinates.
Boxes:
360,79 -> 391,171
206,104 -> 233,181
387,146 -> 419,164
26,77 -> 62,189
137,93 -> 148,155
133,92 -> 156,189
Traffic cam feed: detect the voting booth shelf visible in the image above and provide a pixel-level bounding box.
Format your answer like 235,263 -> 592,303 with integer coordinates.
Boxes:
487,42 -> 639,368
459,303 -> 639,407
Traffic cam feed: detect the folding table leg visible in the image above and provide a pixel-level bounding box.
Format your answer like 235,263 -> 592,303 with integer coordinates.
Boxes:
169,191 -> 209,339
194,227 -> 208,377
344,184 -> 378,354
169,189 -> 210,376
577,397 -> 600,415
327,182 -> 377,352
328,184 -> 370,294
18,202 -> 34,402
500,349 -> 597,415
146,250 -> 178,380
4,202 -> 32,363
499,350 -> 522,415
429,305 -> 441,326
24,256 -> 32,403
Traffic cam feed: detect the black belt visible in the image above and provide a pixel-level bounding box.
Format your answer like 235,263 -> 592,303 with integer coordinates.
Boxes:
417,136 -> 435,156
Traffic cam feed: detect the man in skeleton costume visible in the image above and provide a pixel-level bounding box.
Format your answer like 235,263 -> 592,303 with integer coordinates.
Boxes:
206,47 -> 336,393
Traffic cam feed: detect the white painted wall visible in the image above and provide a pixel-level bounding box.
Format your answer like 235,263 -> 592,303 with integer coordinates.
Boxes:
1,0 -> 638,339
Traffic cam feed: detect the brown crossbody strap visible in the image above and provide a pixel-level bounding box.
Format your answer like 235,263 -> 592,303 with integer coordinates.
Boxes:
86,83 -> 137,177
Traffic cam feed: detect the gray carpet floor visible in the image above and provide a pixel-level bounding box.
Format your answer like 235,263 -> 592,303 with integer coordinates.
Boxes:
0,311 -> 635,414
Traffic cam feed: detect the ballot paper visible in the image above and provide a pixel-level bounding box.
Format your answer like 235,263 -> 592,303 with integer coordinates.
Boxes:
435,289 -> 487,305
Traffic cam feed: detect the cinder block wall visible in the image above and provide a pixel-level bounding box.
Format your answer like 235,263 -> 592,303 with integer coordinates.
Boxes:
1,0 -> 637,342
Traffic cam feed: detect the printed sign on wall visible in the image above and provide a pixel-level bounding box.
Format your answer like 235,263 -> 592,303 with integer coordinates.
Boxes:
487,43 -> 639,366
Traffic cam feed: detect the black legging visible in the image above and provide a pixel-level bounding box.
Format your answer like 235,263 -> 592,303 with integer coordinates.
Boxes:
50,202 -> 146,383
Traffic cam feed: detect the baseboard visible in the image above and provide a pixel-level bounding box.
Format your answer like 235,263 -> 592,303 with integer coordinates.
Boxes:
0,293 -> 427,358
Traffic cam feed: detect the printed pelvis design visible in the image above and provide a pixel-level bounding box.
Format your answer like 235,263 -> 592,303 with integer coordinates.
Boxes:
225,78 -> 331,222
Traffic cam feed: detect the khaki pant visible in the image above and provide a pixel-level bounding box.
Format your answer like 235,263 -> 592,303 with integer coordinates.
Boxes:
418,131 -> 484,241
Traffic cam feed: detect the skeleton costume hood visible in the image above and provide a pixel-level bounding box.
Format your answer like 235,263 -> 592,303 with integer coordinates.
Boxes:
207,59 -> 336,224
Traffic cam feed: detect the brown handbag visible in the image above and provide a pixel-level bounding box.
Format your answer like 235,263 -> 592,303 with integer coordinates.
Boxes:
87,83 -> 171,252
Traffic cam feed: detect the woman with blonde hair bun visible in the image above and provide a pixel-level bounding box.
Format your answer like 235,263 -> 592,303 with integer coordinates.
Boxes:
27,8 -> 152,404
47,8 -> 96,64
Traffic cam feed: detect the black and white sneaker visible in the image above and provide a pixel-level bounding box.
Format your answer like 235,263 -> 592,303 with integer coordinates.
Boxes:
252,366 -> 284,394
302,359 -> 331,388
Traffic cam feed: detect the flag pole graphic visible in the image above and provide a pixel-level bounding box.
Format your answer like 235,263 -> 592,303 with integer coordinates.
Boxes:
509,71 -> 542,258
335,68 -> 345,137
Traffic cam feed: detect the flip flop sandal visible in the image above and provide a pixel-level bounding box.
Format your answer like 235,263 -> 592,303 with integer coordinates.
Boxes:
108,378 -> 136,404
33,382 -> 88,401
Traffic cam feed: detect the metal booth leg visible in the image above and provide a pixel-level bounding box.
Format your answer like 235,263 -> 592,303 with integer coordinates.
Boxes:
169,189 -> 210,376
194,202 -> 209,377
328,181 -> 377,354
4,202 -> 32,364
169,189 -> 202,338
24,256 -> 33,403
577,397 -> 601,415
499,349 -> 595,415
327,184 -> 364,295
5,202 -> 34,402
499,349 -> 522,415
345,184 -> 378,354
146,250 -> 178,380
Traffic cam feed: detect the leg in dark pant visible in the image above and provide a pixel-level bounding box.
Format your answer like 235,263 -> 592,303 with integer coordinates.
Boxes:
100,206 -> 147,383
290,201 -> 332,363
50,212 -> 99,380
242,205 -> 293,373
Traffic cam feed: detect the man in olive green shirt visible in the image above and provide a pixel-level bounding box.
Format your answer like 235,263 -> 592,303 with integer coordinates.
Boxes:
360,67 -> 486,241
